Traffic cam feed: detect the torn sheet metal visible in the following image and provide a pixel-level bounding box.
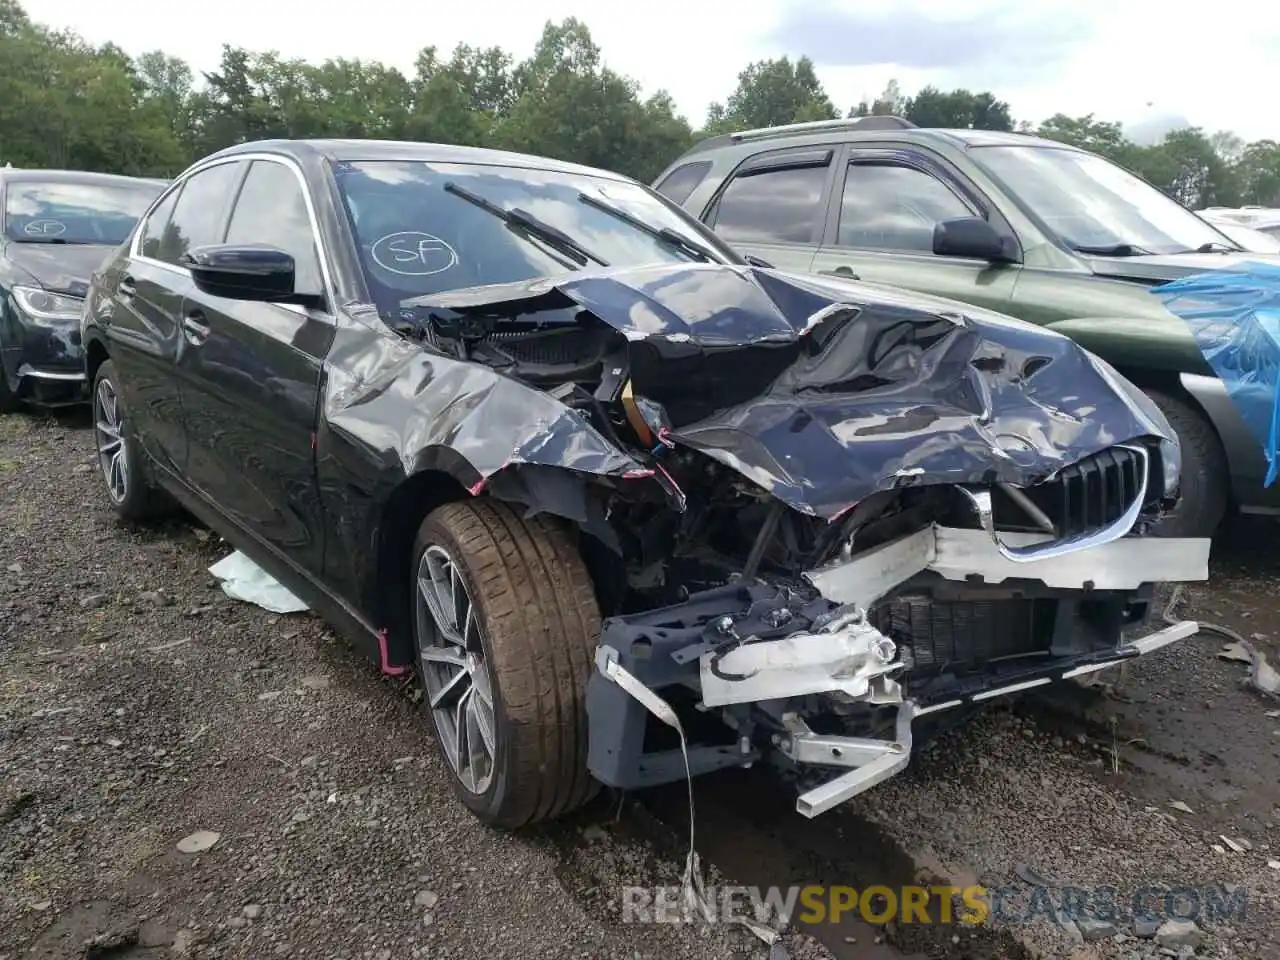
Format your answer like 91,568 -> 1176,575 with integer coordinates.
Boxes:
209,550 -> 309,614
320,307 -> 658,521
1154,263 -> 1280,486
407,262 -> 1175,519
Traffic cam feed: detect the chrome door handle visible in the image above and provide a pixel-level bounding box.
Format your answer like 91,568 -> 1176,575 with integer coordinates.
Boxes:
183,312 -> 211,345
820,266 -> 860,280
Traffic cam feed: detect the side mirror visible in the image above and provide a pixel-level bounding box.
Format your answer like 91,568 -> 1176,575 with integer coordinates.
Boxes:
932,216 -> 1012,262
182,244 -> 321,307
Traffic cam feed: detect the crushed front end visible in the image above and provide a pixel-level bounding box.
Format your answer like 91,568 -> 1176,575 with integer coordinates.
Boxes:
408,262 -> 1211,816
586,441 -> 1208,816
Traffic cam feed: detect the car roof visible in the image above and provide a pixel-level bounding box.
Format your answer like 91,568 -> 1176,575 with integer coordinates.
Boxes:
677,117 -> 1081,160
0,168 -> 170,188
204,138 -> 635,184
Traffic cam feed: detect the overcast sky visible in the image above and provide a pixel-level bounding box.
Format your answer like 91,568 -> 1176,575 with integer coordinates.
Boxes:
24,0 -> 1280,143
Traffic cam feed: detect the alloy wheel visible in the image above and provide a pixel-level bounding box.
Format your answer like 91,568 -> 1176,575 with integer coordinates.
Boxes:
414,544 -> 498,795
94,378 -> 128,505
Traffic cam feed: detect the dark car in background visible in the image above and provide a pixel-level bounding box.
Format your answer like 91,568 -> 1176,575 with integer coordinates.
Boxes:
0,168 -> 168,412
80,138 -> 1206,829
653,116 -> 1280,538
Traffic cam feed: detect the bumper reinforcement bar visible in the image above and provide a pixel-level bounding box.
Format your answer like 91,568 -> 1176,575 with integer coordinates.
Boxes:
784,618 -> 1199,817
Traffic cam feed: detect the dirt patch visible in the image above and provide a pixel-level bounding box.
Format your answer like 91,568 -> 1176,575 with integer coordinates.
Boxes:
0,412 -> 769,960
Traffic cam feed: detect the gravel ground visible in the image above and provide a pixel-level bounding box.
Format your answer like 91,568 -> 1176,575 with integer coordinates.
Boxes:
3,410 -> 1279,960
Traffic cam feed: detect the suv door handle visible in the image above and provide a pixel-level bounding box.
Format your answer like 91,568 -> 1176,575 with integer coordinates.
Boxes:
183,310 -> 211,345
820,266 -> 860,280
118,276 -> 136,299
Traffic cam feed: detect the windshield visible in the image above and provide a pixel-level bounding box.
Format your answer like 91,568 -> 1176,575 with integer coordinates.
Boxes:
971,145 -> 1234,256
3,179 -> 164,245
1211,221 -> 1280,254
331,160 -> 741,316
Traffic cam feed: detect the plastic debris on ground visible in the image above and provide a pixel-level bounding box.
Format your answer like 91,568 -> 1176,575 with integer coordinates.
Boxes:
208,550 -> 309,614
1154,261 -> 1280,486
1218,639 -> 1280,698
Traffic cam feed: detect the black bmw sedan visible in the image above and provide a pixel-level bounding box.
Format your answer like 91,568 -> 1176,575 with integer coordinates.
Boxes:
79,138 -> 1205,829
0,168 -> 167,411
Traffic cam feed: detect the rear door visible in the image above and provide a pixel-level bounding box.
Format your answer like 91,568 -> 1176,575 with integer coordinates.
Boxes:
811,148 -> 1021,312
175,157 -> 335,579
700,146 -> 836,274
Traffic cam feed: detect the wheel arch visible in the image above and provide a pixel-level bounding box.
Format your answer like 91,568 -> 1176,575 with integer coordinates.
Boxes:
369,463 -> 628,668
371,468 -> 471,667
84,332 -> 110,386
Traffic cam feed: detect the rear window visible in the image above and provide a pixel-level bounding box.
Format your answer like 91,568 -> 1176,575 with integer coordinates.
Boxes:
654,161 -> 711,205
712,164 -> 829,244
4,179 -> 164,246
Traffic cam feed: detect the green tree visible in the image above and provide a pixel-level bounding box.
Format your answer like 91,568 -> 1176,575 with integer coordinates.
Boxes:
499,19 -> 692,180
1035,113 -> 1131,162
848,79 -> 905,118
1234,140 -> 1280,206
901,86 -> 1013,130
704,56 -> 837,135
1126,129 -> 1238,208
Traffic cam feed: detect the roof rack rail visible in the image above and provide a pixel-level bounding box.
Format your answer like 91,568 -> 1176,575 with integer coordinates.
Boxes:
728,115 -> 917,143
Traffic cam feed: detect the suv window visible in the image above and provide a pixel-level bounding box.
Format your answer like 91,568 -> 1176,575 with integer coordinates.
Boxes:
224,160 -> 323,296
161,161 -> 243,265
654,161 -> 711,206
713,163 -> 829,244
139,186 -> 181,260
838,162 -> 974,253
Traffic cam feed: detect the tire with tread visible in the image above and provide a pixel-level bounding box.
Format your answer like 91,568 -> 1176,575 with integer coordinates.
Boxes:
412,499 -> 603,828
93,360 -> 174,523
1145,388 -> 1228,538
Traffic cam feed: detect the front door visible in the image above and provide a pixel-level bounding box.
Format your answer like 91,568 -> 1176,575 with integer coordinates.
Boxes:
176,158 -> 335,579
811,149 -> 1020,314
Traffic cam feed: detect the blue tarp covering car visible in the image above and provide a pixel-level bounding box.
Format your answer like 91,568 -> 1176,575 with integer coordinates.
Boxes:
1155,262 -> 1280,488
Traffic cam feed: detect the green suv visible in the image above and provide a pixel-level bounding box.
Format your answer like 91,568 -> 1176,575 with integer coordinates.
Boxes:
653,116 -> 1280,538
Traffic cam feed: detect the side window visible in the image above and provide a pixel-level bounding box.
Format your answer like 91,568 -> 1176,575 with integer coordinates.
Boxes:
838,162 -> 974,253
139,186 -> 181,260
654,161 -> 712,206
224,160 -> 323,296
712,161 -> 829,244
161,161 -> 244,265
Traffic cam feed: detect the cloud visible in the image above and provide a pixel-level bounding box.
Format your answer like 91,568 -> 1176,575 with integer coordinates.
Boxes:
766,0 -> 1096,80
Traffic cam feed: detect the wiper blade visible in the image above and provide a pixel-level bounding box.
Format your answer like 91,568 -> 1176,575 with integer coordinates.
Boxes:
443,182 -> 608,267
577,192 -> 717,262
10,237 -> 68,244
1193,241 -> 1237,253
1071,242 -> 1153,257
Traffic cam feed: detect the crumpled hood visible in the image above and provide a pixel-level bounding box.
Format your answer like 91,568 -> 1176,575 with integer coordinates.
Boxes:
1087,250 -> 1280,284
413,262 -> 1174,519
2,241 -> 116,296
